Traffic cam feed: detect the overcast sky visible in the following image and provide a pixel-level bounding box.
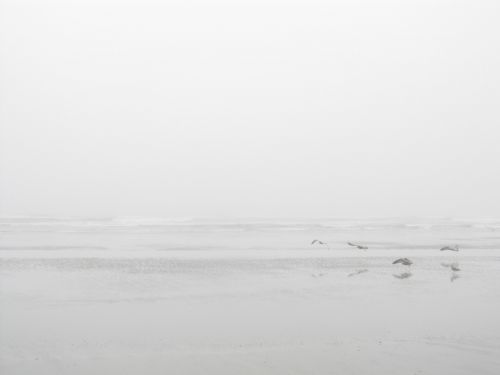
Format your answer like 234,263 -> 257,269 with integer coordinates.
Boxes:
0,0 -> 499,218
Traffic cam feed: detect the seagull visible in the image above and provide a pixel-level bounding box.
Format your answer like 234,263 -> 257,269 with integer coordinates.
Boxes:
450,264 -> 461,272
311,240 -> 329,249
440,245 -> 459,252
392,258 -> 413,267
347,242 -> 368,250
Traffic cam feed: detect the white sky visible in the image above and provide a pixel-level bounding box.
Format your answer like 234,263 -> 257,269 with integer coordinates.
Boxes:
0,0 -> 499,218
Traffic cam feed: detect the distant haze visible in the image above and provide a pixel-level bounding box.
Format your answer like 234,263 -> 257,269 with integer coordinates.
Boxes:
1,0 -> 499,218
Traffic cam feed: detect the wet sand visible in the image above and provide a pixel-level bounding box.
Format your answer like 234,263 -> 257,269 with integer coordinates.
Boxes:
1,247 -> 500,375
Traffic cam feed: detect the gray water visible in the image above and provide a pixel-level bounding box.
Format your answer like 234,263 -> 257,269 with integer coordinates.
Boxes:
2,216 -> 500,252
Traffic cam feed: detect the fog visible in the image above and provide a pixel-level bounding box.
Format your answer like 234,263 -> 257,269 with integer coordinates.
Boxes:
1,0 -> 499,218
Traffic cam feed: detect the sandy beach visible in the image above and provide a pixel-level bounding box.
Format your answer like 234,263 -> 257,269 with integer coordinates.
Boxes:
1,218 -> 500,375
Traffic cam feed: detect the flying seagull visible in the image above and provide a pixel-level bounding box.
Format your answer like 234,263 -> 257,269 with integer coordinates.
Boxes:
347,242 -> 368,250
440,245 -> 459,252
392,258 -> 413,268
311,240 -> 329,249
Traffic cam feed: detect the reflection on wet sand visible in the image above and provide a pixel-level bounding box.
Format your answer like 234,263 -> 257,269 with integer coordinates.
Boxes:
311,272 -> 326,278
441,262 -> 461,281
441,262 -> 460,269
393,272 -> 413,279
348,269 -> 369,277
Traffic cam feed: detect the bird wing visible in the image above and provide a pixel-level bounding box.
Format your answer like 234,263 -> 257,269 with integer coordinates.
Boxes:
392,258 -> 403,264
311,240 -> 318,244
347,242 -> 357,247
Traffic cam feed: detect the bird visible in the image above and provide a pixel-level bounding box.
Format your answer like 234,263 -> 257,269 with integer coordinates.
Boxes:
451,264 -> 461,272
311,240 -> 329,249
440,245 -> 459,252
347,242 -> 368,250
392,258 -> 413,267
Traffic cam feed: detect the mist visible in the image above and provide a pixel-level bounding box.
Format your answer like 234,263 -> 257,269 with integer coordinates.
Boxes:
1,0 -> 499,218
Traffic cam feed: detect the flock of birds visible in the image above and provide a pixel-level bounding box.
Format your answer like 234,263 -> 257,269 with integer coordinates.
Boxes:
311,240 -> 461,281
